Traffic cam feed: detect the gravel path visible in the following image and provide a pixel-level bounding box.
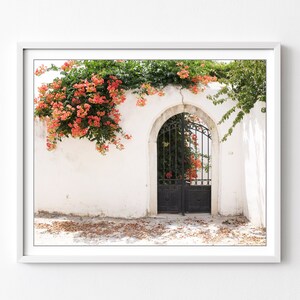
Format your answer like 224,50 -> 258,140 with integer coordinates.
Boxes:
35,211 -> 266,246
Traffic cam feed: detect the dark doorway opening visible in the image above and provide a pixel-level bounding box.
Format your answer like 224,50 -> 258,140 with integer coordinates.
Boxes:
157,113 -> 211,214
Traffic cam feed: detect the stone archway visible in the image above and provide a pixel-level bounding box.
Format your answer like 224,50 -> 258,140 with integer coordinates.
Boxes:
148,104 -> 219,215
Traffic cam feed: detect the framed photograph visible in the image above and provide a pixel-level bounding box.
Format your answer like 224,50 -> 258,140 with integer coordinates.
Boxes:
18,43 -> 280,263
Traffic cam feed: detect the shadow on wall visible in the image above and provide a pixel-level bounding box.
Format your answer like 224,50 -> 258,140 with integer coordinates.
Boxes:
241,102 -> 266,227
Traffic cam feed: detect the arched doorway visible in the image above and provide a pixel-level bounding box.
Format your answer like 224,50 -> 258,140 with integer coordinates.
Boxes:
157,112 -> 211,214
148,104 -> 219,216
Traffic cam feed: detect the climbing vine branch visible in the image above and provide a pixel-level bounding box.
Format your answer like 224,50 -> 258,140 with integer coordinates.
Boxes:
207,60 -> 266,141
34,59 -> 266,153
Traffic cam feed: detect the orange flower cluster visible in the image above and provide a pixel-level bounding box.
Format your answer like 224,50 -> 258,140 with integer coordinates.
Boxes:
52,102 -> 74,120
136,98 -> 147,107
177,69 -> 189,79
87,115 -> 101,127
73,75 -> 105,100
76,103 -> 91,118
45,118 -> 60,150
35,70 -> 131,154
96,143 -> 109,155
107,75 -> 126,105
88,94 -> 106,104
189,85 -> 203,94
91,75 -> 104,86
38,84 -> 48,95
136,83 -> 165,106
177,65 -> 190,79
51,80 -> 62,90
70,122 -> 89,138
35,100 -> 48,111
108,108 -> 121,127
191,75 -> 217,85
141,83 -> 158,95
35,81 -> 68,148
34,64 -> 47,76
188,75 -> 218,94
61,61 -> 76,72
111,136 -> 124,150
186,155 -> 202,181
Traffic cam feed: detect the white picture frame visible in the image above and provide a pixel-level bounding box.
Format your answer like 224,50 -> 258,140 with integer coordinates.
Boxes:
18,42 -> 281,263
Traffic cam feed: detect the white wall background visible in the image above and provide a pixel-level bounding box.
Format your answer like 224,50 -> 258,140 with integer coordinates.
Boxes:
0,0 -> 299,299
34,84 -> 257,221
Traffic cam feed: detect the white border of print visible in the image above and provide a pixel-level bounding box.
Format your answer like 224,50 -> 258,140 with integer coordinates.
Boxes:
17,43 -> 281,263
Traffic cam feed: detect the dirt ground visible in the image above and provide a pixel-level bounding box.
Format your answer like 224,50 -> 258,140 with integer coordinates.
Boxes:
34,211 -> 266,246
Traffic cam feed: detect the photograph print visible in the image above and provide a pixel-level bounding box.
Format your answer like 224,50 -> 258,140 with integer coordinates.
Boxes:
33,58 -> 267,247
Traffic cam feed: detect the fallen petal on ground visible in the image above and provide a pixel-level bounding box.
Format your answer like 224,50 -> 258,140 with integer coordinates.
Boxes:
34,211 -> 266,246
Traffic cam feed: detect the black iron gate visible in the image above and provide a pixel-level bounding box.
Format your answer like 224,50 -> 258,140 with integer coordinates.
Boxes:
157,113 -> 211,214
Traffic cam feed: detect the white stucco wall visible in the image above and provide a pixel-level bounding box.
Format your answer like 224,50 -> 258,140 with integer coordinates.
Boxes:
34,83 -> 266,225
241,102 -> 266,226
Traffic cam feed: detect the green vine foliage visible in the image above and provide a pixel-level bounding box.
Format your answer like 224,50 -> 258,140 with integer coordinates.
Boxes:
34,60 -> 218,154
207,60 -> 266,141
34,59 -> 266,153
71,59 -> 218,91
